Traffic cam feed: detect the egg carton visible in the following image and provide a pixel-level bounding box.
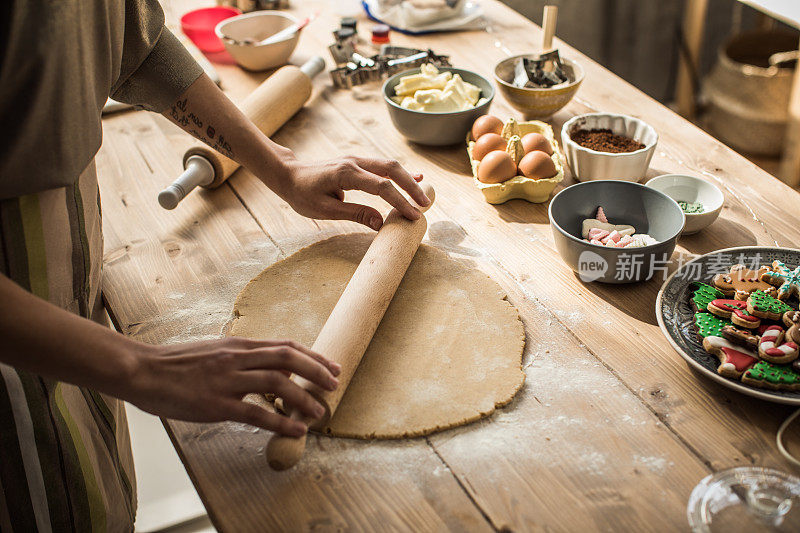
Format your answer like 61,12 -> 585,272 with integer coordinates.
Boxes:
329,43 -> 451,89
466,118 -> 565,204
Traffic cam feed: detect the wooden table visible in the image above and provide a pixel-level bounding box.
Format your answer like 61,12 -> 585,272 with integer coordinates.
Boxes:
97,1 -> 800,530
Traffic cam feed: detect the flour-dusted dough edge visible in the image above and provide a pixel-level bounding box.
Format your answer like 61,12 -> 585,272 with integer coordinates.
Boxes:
228,233 -> 526,440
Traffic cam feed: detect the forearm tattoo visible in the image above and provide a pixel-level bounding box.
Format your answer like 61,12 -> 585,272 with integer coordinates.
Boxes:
168,98 -> 235,159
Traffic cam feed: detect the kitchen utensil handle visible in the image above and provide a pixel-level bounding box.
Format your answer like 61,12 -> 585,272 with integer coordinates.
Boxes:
542,5 -> 558,53
160,56 -> 325,209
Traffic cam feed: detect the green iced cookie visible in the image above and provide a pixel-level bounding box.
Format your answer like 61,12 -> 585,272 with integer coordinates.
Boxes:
692,282 -> 724,312
748,290 -> 792,318
695,312 -> 730,338
743,361 -> 800,387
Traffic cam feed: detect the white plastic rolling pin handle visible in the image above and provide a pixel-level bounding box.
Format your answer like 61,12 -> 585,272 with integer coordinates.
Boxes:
300,55 -> 326,78
157,156 -> 215,210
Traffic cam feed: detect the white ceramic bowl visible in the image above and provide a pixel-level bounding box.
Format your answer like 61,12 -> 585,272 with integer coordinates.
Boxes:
216,11 -> 299,71
561,113 -> 658,182
645,174 -> 724,235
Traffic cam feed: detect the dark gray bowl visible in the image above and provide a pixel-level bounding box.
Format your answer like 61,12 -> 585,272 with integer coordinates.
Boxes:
548,180 -> 686,283
382,67 -> 495,146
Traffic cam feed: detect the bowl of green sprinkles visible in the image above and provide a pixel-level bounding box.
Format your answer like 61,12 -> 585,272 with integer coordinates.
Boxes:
645,174 -> 724,235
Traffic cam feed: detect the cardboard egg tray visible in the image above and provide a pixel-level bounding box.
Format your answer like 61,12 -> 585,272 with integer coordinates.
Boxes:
467,118 -> 565,204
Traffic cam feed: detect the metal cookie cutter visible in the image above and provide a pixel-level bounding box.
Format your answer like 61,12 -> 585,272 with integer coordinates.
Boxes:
329,43 -> 451,89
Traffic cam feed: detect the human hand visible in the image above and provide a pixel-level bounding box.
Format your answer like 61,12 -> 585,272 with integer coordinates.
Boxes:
123,337 -> 340,436
273,156 -> 432,230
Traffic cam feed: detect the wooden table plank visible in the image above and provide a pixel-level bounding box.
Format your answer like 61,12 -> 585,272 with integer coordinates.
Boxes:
95,1 -> 800,530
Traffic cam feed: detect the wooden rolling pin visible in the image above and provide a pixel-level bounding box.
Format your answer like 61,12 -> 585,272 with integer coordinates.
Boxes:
266,183 -> 436,470
158,56 -> 326,210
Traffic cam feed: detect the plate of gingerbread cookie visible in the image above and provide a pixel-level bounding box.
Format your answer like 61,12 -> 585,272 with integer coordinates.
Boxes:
657,246 -> 800,404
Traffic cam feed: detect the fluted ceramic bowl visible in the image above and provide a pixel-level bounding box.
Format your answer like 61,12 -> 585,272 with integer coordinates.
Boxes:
561,113 -> 658,182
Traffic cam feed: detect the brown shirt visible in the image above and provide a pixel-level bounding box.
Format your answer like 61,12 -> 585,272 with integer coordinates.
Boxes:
0,1 -> 203,530
0,0 -> 204,199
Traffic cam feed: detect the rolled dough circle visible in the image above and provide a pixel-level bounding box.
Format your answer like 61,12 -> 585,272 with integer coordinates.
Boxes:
229,233 -> 525,439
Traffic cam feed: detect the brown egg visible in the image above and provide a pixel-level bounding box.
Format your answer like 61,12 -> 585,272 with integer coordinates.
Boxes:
477,150 -> 517,184
471,115 -> 503,141
472,133 -> 507,161
518,150 -> 557,180
520,132 -> 553,155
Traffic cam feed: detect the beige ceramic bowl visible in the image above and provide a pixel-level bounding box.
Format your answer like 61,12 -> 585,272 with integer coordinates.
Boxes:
216,11 -> 299,71
494,55 -> 584,119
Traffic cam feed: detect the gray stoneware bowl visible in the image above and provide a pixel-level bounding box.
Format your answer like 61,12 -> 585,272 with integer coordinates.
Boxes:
382,67 -> 494,146
548,180 -> 685,283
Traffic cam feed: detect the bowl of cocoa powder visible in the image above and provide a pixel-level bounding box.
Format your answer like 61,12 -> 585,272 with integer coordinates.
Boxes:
561,113 -> 658,182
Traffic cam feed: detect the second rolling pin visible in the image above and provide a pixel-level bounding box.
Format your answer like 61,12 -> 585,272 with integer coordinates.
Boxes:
266,183 -> 436,470
158,56 -> 325,210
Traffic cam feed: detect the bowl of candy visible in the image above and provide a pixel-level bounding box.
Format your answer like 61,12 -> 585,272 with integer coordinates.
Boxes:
645,174 -> 724,235
494,52 -> 584,119
548,180 -> 685,283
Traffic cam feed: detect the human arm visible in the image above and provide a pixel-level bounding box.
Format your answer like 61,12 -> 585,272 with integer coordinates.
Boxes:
0,274 -> 339,436
162,73 -> 431,230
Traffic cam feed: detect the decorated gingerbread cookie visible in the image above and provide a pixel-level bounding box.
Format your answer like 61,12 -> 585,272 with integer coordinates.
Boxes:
721,325 -> 760,349
702,336 -> 759,379
691,283 -> 725,312
757,325 -> 800,364
742,360 -> 800,391
747,290 -> 793,320
713,265 -> 776,300
695,312 -> 730,339
761,261 -> 800,301
783,310 -> 800,345
706,299 -> 761,329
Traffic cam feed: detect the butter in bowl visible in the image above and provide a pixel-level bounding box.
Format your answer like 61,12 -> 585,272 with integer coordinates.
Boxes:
466,116 -> 565,204
382,65 -> 494,146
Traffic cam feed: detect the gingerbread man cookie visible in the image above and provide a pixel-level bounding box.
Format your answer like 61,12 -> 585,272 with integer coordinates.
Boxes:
713,265 -> 776,300
758,325 -> 800,365
747,290 -> 793,320
706,299 -> 761,329
783,310 -> 800,345
742,361 -> 800,391
761,261 -> 800,301
703,336 -> 759,379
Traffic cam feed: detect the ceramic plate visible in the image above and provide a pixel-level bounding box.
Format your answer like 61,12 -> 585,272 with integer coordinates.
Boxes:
656,246 -> 800,404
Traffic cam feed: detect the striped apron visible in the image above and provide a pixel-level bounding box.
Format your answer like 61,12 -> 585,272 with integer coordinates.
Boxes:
0,162 -> 137,532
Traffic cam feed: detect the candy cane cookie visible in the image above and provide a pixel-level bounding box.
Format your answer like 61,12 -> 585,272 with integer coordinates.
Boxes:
707,299 -> 761,329
758,325 -> 800,364
702,336 -> 759,379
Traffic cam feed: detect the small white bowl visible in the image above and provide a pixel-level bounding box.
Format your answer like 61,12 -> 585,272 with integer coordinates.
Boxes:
645,174 -> 724,234
561,113 -> 658,182
216,11 -> 299,71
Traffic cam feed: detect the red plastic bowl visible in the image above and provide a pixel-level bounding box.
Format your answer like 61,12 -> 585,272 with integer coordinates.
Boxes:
181,6 -> 241,53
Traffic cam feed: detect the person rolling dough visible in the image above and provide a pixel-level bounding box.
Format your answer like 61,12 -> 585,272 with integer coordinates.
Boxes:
0,0 -> 430,530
